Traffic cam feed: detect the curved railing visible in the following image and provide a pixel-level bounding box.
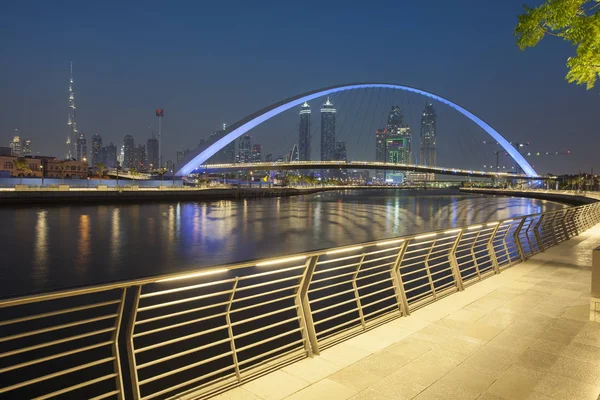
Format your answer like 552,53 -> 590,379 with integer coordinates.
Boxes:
1,200 -> 599,399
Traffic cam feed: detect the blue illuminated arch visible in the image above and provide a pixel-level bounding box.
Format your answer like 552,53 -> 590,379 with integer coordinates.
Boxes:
175,83 -> 537,177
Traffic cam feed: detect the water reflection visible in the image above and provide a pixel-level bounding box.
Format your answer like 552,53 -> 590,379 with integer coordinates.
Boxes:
0,190 -> 565,297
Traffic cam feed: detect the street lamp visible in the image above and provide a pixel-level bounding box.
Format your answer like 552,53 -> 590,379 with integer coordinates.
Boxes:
40,165 -> 44,188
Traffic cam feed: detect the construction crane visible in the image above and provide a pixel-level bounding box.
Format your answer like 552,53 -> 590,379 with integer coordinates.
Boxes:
481,141 -> 570,172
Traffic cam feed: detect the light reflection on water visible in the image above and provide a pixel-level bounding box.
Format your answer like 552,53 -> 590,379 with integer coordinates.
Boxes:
0,189 -> 564,298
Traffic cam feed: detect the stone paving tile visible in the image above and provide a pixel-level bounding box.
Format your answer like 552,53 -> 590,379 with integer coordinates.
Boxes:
489,331 -> 537,355
461,321 -> 504,341
438,335 -> 487,356
281,356 -> 342,384
462,343 -> 520,373
213,387 -> 264,400
318,342 -> 372,368
349,387 -> 393,400
437,364 -> 498,394
535,373 -> 600,400
284,378 -> 356,400
486,368 -> 541,400
416,347 -> 468,372
353,350 -> 413,378
412,380 -> 480,400
328,364 -> 381,392
383,337 -> 435,359
242,370 -> 309,400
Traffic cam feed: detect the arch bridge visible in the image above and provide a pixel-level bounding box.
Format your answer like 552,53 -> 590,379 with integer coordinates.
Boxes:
175,83 -> 538,178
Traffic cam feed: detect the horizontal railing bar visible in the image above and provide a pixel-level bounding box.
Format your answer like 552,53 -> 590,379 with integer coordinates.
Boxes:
237,340 -> 305,368
0,300 -> 120,328
310,269 -> 357,285
231,294 -> 296,315
135,300 -> 230,326
0,340 -> 113,374
308,280 -> 353,295
137,290 -> 234,312
314,307 -> 359,326
356,277 -> 393,291
0,314 -> 118,343
309,288 -> 356,304
137,338 -> 232,370
135,324 -> 228,354
0,357 -> 114,394
405,281 -> 433,294
140,279 -> 235,299
362,303 -> 398,320
316,316 -> 362,337
312,297 -> 358,315
231,305 -> 298,327
355,268 -> 393,283
360,289 -> 397,304
312,262 -> 361,277
141,365 -> 235,400
88,390 -> 120,400
0,327 -> 115,359
237,327 -> 303,352
233,316 -> 300,340
235,275 -> 303,292
317,254 -> 363,265
231,285 -> 300,305
134,312 -> 227,338
32,374 -> 117,400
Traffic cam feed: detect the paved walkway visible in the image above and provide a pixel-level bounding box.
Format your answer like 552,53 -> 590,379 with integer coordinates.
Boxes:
216,224 -> 600,400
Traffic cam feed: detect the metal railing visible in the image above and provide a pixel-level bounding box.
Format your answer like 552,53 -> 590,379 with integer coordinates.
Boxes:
1,200 -> 600,399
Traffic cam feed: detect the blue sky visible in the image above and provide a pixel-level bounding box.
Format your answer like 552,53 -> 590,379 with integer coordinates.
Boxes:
0,0 -> 597,174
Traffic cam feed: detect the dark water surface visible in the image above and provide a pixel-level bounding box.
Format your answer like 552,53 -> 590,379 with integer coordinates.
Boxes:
0,189 -> 565,298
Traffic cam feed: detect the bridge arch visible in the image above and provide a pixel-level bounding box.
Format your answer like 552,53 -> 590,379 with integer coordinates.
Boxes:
175,83 -> 537,177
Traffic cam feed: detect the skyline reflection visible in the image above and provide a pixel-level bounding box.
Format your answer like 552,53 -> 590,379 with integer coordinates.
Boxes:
0,190 -> 564,298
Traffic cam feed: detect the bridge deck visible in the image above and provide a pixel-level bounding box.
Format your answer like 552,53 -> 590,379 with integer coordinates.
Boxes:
211,225 -> 600,400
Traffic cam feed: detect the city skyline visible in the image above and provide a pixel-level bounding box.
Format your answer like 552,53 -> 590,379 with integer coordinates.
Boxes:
1,1 -> 598,174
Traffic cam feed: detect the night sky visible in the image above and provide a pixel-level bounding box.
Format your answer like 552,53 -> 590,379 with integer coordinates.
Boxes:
1,0 -> 598,174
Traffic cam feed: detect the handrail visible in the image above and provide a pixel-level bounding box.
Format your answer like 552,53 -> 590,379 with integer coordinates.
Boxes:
1,199 -> 599,399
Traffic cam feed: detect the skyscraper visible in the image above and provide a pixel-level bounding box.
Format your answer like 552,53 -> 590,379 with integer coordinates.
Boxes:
76,133 -> 87,163
123,135 -> 135,168
66,62 -> 78,160
147,137 -> 159,169
91,134 -> 102,166
289,144 -> 299,162
419,103 -> 437,166
237,134 -> 252,163
386,105 -> 412,164
375,129 -> 387,162
106,142 -> 117,168
135,144 -> 147,170
299,102 -> 311,161
252,144 -> 262,162
9,135 -> 21,157
320,97 -> 336,161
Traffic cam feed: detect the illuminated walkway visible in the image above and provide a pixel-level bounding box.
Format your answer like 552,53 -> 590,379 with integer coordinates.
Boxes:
214,225 -> 600,400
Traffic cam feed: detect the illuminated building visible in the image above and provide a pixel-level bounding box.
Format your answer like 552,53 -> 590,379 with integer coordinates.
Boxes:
91,134 -> 102,166
9,135 -> 21,157
66,62 -> 78,159
106,142 -> 117,168
76,133 -> 87,163
237,134 -> 252,163
147,137 -> 159,169
252,144 -> 262,162
420,102 -> 437,166
123,135 -> 135,168
298,102 -> 311,161
320,97 -> 336,161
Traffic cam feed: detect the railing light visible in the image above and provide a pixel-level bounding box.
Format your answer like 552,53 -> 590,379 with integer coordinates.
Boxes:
256,256 -> 307,266
156,268 -> 229,283
415,233 -> 437,240
502,220 -> 514,223
486,222 -> 499,226
443,229 -> 462,234
376,239 -> 404,246
467,225 -> 483,230
326,246 -> 363,255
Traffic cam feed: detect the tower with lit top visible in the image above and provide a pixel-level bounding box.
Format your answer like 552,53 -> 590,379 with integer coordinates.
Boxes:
66,62 -> 78,159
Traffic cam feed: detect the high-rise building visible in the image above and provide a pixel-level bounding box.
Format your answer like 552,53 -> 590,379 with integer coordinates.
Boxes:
147,137 -> 159,169
419,103 -> 437,166
251,144 -> 262,163
106,142 -> 117,168
265,153 -> 273,162
386,105 -> 412,164
375,129 -> 387,162
237,134 -> 252,163
320,97 -> 336,161
202,124 -> 235,164
99,147 -> 108,166
91,134 -> 102,166
123,135 -> 135,168
22,140 -> 32,157
9,135 -> 21,157
135,144 -> 147,170
299,102 -> 311,161
76,133 -> 88,163
334,141 -> 347,162
66,62 -> 78,159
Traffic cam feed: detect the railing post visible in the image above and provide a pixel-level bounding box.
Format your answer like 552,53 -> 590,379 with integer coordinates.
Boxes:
533,216 -> 545,252
513,218 -> 526,262
225,278 -> 241,381
448,230 -> 465,291
352,255 -> 367,330
487,224 -> 501,274
561,209 -> 571,240
297,256 -> 320,355
112,288 -> 127,400
126,285 -> 142,400
390,241 -> 411,316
